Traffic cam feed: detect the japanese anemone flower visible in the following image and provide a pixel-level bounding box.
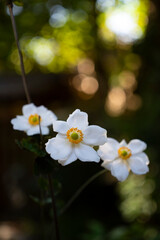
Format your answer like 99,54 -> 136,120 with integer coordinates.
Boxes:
46,109 -> 107,166
98,138 -> 149,181
11,103 -> 57,136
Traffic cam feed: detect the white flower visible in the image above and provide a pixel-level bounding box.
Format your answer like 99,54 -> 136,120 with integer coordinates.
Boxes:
98,138 -> 149,182
45,109 -> 107,166
11,103 -> 57,136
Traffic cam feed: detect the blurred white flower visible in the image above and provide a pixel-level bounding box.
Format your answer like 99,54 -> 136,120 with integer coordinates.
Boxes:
46,109 -> 107,166
98,138 -> 149,181
11,103 -> 57,136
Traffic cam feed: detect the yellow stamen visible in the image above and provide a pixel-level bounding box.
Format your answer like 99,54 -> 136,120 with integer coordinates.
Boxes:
66,127 -> 83,144
28,114 -> 41,126
118,147 -> 131,160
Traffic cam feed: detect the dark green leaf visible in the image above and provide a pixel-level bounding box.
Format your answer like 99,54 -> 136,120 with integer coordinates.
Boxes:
15,137 -> 46,157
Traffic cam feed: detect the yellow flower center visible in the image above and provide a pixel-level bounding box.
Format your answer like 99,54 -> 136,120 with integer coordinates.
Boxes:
118,147 -> 131,160
66,128 -> 83,144
28,114 -> 41,126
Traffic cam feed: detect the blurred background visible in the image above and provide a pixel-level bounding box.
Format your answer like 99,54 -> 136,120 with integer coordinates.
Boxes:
0,0 -> 160,239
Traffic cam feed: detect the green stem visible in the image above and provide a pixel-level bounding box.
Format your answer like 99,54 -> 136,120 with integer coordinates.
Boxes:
7,0 -> 31,104
38,116 -> 43,146
60,169 -> 107,215
38,120 -> 60,240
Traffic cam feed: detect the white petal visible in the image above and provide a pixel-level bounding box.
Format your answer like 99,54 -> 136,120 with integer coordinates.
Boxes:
53,121 -> 69,134
37,105 -> 48,115
128,156 -> 149,175
75,143 -> 100,163
97,138 -> 119,161
22,103 -> 37,117
56,133 -> 67,139
134,152 -> 149,165
101,160 -> 114,170
119,139 -> 127,147
67,109 -> 88,130
45,136 -> 72,160
127,139 -> 147,154
58,152 -> 77,166
41,126 -> 49,135
41,110 -> 57,126
26,126 -> 40,136
111,159 -> 129,181
83,125 -> 107,146
11,116 -> 29,131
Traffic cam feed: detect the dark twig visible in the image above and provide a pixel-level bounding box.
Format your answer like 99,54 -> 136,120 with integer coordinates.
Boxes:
7,0 -> 31,103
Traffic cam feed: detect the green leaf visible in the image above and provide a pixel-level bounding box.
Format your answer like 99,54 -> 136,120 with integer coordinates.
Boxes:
13,0 -> 23,6
15,137 -> 46,157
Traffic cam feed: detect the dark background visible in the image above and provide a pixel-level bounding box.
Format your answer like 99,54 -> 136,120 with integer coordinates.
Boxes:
0,0 -> 160,239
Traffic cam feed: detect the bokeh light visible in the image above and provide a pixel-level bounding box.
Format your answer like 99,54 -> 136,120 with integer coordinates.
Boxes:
81,77 -> 99,95
77,58 -> 95,75
118,71 -> 137,91
106,11 -> 143,43
105,87 -> 126,116
49,5 -> 69,28
72,74 -> 99,96
98,0 -> 149,44
126,94 -> 142,111
118,175 -> 157,221
26,37 -> 58,66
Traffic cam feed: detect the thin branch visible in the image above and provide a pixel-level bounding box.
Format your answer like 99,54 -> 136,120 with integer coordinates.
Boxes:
7,1 -> 31,104
60,169 -> 107,215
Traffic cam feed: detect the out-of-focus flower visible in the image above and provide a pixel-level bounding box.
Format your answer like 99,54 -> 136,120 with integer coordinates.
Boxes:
46,109 -> 107,166
98,138 -> 149,181
11,103 -> 57,136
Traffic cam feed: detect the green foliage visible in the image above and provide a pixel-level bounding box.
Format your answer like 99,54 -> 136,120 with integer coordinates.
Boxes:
15,137 -> 46,157
15,136 -> 60,175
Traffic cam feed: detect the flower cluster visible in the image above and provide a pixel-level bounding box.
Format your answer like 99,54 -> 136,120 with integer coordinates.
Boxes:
11,103 -> 57,136
11,103 -> 149,182
98,138 -> 149,181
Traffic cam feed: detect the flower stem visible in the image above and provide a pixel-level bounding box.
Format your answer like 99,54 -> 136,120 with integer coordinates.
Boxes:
38,120 -> 60,240
6,0 -> 31,104
48,174 -> 60,240
60,169 -> 107,215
